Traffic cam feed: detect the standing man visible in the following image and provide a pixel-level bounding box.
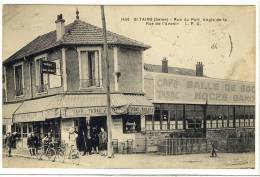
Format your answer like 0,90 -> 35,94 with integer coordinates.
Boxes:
98,127 -> 108,156
5,132 -> 15,157
210,141 -> 218,157
85,124 -> 93,155
31,132 -> 39,155
27,133 -> 33,156
91,126 -> 99,154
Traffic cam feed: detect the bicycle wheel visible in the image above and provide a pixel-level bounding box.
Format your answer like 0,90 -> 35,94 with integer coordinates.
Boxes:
70,149 -> 80,165
37,147 -> 44,160
56,148 -> 66,163
46,148 -> 56,162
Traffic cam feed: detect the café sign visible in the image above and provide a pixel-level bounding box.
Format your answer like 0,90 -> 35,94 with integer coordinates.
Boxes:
41,61 -> 56,74
146,73 -> 255,105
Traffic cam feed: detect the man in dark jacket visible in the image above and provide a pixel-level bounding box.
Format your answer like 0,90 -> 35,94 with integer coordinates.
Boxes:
31,132 -> 39,155
27,133 -> 34,156
5,132 -> 14,157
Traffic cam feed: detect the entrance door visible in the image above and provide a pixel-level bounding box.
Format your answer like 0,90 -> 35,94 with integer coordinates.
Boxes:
90,116 -> 107,132
76,116 -> 106,151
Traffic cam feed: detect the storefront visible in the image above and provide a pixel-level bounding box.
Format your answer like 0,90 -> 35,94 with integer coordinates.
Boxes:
2,102 -> 22,136
144,72 -> 255,136
10,93 -> 154,149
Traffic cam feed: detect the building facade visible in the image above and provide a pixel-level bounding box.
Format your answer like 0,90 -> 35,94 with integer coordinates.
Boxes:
2,13 -> 153,149
143,60 -> 255,150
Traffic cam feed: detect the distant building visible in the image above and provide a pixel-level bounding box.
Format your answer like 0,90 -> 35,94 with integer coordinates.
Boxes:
143,58 -> 255,152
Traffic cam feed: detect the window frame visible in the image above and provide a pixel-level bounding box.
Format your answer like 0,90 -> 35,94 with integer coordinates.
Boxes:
13,62 -> 24,97
49,59 -> 62,89
34,54 -> 48,93
77,47 -> 103,90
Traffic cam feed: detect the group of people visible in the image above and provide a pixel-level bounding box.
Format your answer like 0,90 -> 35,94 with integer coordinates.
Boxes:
69,125 -> 108,156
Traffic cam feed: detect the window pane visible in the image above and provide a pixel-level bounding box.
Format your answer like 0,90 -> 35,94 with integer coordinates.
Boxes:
228,106 -> 234,127
169,106 -> 176,130
177,105 -> 183,129
15,65 -> 23,96
49,59 -> 62,88
123,116 -> 141,133
80,50 -> 100,88
145,115 -> 153,130
36,58 -> 48,92
154,109 -> 161,130
161,110 -> 168,130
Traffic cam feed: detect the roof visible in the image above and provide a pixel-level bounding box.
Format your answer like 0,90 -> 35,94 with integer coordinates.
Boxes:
4,19 -> 151,64
144,63 -> 196,76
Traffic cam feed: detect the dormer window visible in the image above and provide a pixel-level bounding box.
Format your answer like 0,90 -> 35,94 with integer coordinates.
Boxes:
14,63 -> 24,96
78,47 -> 102,89
35,55 -> 48,93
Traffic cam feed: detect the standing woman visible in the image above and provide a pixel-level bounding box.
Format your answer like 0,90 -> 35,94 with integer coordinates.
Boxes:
98,127 -> 107,156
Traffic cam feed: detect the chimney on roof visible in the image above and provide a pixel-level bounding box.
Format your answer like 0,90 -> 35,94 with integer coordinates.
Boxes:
76,8 -> 80,20
55,14 -> 65,41
162,57 -> 168,73
196,61 -> 204,76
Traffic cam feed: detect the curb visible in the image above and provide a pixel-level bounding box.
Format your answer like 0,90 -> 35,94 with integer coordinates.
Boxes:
3,153 -> 80,165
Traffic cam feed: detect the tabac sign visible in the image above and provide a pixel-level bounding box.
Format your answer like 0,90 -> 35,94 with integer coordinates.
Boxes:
145,72 -> 255,105
41,60 -> 56,74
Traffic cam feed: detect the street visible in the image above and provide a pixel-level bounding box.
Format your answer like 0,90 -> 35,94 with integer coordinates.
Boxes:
2,152 -> 254,169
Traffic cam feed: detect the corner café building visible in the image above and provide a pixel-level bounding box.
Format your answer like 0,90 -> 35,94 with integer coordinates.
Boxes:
2,13 -> 154,150
144,71 -> 255,134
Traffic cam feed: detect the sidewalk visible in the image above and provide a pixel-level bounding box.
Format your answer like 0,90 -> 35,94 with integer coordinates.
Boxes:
2,148 -> 255,169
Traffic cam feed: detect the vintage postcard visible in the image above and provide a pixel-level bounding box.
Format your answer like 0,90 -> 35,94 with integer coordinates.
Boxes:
1,3 -> 258,175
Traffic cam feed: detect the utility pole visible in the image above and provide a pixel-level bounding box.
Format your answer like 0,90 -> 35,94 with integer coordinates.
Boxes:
101,5 -> 113,158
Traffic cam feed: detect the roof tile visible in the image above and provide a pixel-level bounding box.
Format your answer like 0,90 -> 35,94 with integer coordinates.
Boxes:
4,19 -> 150,64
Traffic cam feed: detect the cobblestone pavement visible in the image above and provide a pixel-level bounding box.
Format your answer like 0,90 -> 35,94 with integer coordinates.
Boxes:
2,149 -> 255,169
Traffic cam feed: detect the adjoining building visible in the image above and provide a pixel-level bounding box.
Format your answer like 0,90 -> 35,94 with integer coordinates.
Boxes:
143,58 -> 255,152
2,12 -> 154,149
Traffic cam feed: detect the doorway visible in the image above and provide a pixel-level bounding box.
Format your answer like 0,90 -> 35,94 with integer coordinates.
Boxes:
76,117 -> 106,151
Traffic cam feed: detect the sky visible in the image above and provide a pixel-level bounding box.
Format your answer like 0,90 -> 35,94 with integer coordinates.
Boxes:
2,5 -> 256,82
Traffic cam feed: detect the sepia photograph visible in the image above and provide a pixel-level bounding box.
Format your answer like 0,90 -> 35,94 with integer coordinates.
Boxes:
0,3 -> 258,173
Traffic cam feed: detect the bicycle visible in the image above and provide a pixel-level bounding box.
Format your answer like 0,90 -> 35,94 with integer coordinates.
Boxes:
37,142 -> 57,162
57,143 -> 80,165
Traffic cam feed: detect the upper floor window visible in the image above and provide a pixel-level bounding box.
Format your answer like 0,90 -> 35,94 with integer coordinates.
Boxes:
35,55 -> 48,93
49,59 -> 62,88
78,48 -> 102,89
14,63 -> 24,96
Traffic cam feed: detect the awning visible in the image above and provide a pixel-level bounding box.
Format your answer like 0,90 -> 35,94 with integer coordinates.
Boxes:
13,95 -> 63,123
2,102 -> 22,125
62,94 -> 154,118
11,93 -> 154,123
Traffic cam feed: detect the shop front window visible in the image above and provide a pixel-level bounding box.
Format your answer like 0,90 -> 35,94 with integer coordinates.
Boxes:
177,105 -> 183,129
161,110 -> 168,130
223,106 -> 228,127
245,106 -> 250,127
169,105 -> 176,130
185,105 -> 203,129
217,106 -> 223,128
154,108 -> 161,130
123,116 -> 141,133
228,106 -> 234,127
22,123 -> 28,137
145,115 -> 153,130
249,106 -> 255,127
